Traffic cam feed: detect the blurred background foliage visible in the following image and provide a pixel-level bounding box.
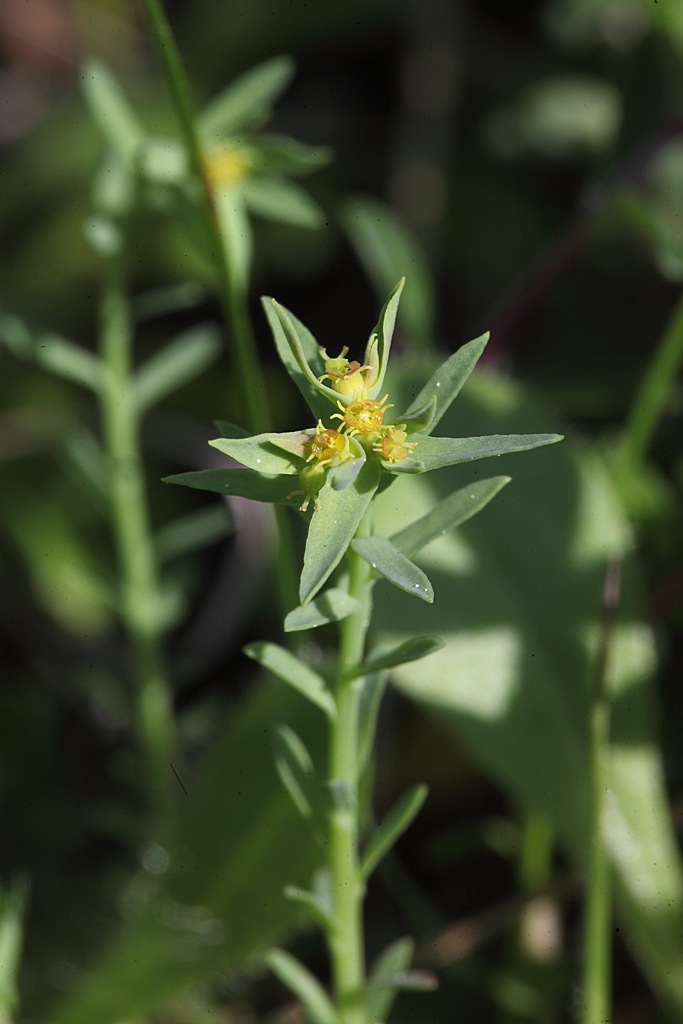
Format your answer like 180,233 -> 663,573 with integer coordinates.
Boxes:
1,0 -> 683,1022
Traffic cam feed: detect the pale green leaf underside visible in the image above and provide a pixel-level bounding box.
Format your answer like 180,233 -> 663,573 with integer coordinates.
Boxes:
265,948 -> 335,1024
360,785 -> 428,880
362,636 -> 444,676
209,431 -> 306,474
392,475 -> 511,557
402,333 -> 489,433
284,588 -> 360,632
300,460 -> 381,605
244,642 -> 335,718
351,535 -> 433,602
163,468 -> 294,504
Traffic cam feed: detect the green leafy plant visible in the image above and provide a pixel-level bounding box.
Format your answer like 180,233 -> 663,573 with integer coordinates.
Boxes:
168,279 -> 562,1023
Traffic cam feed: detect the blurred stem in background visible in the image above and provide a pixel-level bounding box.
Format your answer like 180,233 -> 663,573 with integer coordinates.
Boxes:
139,0 -> 298,613
99,243 -> 175,811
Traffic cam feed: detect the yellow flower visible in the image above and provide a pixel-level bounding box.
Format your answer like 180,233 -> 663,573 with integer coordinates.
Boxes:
306,421 -> 351,464
202,145 -> 252,189
331,394 -> 393,436
373,426 -> 418,462
318,347 -> 371,400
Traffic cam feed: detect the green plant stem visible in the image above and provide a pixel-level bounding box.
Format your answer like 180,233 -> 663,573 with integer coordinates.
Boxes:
328,507 -> 374,1024
138,0 -> 298,612
99,250 -> 175,809
617,286 -> 683,475
581,556 -> 620,1024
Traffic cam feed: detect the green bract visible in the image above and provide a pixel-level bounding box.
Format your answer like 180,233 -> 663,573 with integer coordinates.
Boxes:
168,283 -> 563,605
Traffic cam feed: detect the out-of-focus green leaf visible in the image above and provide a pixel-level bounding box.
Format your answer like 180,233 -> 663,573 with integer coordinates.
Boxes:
253,134 -> 332,176
243,177 -> 324,228
392,476 -> 510,556
300,459 -> 381,605
155,505 -> 233,563
134,324 -> 221,412
244,641 -> 335,718
214,188 -> 252,293
360,785 -> 428,880
361,637 -> 444,676
373,366 -> 683,1019
352,535 -> 433,602
262,298 -> 332,422
163,468 -> 295,504
0,316 -> 101,391
199,56 -> 295,140
265,948 -> 335,1024
53,682 -> 323,1024
365,937 -> 414,1024
81,60 -> 145,166
284,588 -> 360,632
401,334 -> 488,433
0,876 -> 28,1019
342,196 -> 435,347
273,725 -> 327,838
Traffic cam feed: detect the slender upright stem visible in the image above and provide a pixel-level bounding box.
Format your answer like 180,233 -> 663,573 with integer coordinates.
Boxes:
328,507 -> 374,1024
617,287 -> 683,477
99,249 -> 175,809
581,556 -> 620,1024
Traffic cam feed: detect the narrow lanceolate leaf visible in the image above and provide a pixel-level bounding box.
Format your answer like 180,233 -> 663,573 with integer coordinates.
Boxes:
242,177 -> 324,229
273,725 -> 326,838
265,949 -> 335,1024
351,535 -> 433,603
365,278 -> 405,399
360,785 -> 428,880
244,642 -> 335,719
284,885 -> 334,931
264,299 -> 340,412
397,432 -> 563,473
210,432 -> 307,474
366,938 -> 414,1024
163,468 -> 294,504
198,56 -> 295,139
300,459 -> 381,605
81,60 -> 145,166
252,135 -> 331,176
392,476 -> 511,557
262,298 -> 332,422
361,637 -> 445,677
284,588 -> 360,632
134,324 -> 221,412
213,419 -> 250,439
401,333 -> 489,434
358,673 -> 389,769
0,316 -> 101,390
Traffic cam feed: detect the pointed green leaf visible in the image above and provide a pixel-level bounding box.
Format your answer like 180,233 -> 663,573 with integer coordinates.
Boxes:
262,298 -> 332,421
134,324 -> 221,412
199,56 -> 295,139
210,431 -> 308,474
300,459 -> 381,605
284,588 -> 360,632
265,949 -> 335,1024
342,196 -> 435,348
0,316 -> 101,390
358,673 -> 389,769
283,885 -> 333,932
243,177 -> 324,228
213,419 -> 249,439
244,642 -> 335,719
360,785 -> 428,880
163,468 -> 294,504
406,432 -> 563,473
252,134 -> 332,176
392,476 -> 511,557
273,725 -> 326,837
401,333 -> 489,433
362,637 -> 444,676
366,938 -> 414,1024
81,60 -> 145,165
351,535 -> 433,603
365,278 -> 404,399
133,282 -> 205,323
400,395 -> 437,435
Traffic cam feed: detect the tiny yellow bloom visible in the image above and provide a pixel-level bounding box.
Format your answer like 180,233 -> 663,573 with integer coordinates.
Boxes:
331,394 -> 393,435
373,426 -> 418,462
202,145 -> 252,189
318,346 -> 371,400
306,421 -> 350,464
